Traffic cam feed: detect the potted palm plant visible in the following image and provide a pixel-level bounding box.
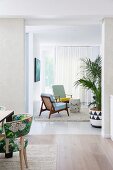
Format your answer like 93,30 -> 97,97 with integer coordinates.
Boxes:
74,56 -> 102,127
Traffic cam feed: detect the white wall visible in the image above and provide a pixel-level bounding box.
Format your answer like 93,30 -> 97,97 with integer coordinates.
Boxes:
0,18 -> 25,113
102,18 -> 113,138
26,32 -> 41,115
33,35 -> 41,114
32,25 -> 101,45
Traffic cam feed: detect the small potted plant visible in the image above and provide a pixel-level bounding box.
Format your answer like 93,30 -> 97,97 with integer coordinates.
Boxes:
74,56 -> 102,128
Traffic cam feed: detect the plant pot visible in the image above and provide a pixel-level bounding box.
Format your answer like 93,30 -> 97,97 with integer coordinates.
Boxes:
89,108 -> 102,128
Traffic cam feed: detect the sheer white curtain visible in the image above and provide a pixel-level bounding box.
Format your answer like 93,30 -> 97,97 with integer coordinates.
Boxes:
55,46 -> 100,105
40,45 -> 55,93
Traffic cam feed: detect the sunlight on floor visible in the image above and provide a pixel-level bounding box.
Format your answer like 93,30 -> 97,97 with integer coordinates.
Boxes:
30,121 -> 101,135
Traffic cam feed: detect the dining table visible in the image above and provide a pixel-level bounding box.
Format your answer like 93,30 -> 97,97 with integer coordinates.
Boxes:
0,110 -> 14,158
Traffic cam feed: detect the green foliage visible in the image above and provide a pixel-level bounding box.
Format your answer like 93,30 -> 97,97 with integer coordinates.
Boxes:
74,56 -> 101,110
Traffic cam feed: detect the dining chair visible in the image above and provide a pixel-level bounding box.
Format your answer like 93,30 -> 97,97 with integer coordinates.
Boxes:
52,85 -> 72,103
39,93 -> 69,118
0,114 -> 32,170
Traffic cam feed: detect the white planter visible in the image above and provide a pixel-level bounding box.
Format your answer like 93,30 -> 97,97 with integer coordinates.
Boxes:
89,109 -> 102,128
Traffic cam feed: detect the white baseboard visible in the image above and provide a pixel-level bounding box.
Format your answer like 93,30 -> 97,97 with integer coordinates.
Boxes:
101,131 -> 110,138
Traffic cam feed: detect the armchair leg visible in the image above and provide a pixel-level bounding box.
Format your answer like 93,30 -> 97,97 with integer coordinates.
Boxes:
67,109 -> 69,116
23,148 -> 28,168
39,110 -> 42,117
19,137 -> 24,170
49,112 -> 51,119
19,150 -> 24,170
39,102 -> 43,116
65,103 -> 69,116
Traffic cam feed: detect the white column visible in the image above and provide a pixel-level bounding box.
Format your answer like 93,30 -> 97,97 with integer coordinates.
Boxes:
102,18 -> 113,138
28,33 -> 34,115
33,35 -> 41,115
0,19 -> 25,113
110,95 -> 113,140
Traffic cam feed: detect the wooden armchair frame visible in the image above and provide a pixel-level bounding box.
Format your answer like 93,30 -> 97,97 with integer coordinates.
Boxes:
39,95 -> 69,119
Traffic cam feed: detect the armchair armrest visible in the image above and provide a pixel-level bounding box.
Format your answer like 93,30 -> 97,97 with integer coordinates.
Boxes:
53,95 -> 60,102
66,94 -> 72,98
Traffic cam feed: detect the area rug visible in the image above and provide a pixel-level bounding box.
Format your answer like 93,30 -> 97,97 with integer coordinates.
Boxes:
34,108 -> 90,122
0,145 -> 57,170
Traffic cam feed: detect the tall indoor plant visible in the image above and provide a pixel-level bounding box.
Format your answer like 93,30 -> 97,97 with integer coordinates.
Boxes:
74,55 -> 102,127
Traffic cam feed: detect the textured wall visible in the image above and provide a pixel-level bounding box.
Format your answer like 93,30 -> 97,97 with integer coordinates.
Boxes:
102,18 -> 113,137
0,18 -> 25,113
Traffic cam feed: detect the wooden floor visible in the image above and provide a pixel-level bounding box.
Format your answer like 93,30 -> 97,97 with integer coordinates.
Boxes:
28,134 -> 113,170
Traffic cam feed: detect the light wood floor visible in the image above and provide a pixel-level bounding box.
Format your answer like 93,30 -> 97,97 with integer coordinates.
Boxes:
28,134 -> 113,170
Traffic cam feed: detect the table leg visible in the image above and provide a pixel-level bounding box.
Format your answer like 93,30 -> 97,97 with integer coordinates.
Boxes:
6,112 -> 14,122
5,111 -> 14,158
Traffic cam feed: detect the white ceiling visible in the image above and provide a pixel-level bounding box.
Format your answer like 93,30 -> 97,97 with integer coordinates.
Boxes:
1,0 -> 113,24
0,0 -> 102,44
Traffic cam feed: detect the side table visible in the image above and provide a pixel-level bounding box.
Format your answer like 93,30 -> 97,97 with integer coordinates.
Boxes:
69,99 -> 81,113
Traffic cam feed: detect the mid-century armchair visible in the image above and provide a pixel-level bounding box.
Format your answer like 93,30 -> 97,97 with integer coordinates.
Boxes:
39,93 -> 69,119
52,85 -> 72,103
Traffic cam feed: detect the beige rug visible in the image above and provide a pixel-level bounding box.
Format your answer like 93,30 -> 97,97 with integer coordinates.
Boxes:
0,145 -> 57,170
34,108 -> 90,122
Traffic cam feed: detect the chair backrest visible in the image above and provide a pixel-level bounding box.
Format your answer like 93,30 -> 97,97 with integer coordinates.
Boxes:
52,85 -> 66,98
4,114 -> 32,139
41,93 -> 56,110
